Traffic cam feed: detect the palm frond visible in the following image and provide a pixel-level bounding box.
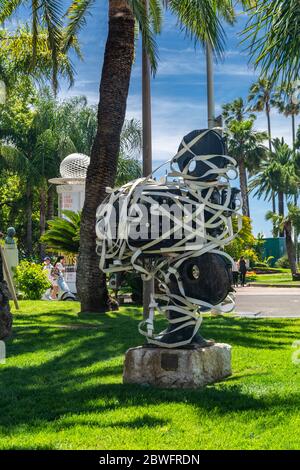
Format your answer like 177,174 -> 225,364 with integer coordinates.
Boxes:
243,0 -> 300,85
129,0 -> 159,73
40,0 -> 64,93
64,0 -> 95,52
41,210 -> 81,254
166,0 -> 227,57
0,0 -> 22,23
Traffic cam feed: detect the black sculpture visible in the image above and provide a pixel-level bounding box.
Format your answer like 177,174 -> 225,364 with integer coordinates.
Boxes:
96,129 -> 242,348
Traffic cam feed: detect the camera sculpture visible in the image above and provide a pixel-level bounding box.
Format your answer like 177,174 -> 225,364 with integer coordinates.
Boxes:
96,129 -> 242,349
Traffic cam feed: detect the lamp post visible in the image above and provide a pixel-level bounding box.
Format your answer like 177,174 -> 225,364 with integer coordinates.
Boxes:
142,0 -> 154,318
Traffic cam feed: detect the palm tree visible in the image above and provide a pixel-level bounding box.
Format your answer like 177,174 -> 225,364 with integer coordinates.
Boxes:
248,77 -> 277,216
250,139 -> 298,237
223,97 -> 255,124
0,87 -> 51,254
225,118 -> 268,217
117,118 -> 142,185
244,0 -> 300,85
0,26 -> 78,254
248,78 -> 274,152
41,210 -> 81,255
0,26 -> 78,93
266,204 -> 300,279
272,84 -> 300,149
0,3 -> 74,92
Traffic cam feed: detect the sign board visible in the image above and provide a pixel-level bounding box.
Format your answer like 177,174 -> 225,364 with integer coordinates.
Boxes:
57,184 -> 85,217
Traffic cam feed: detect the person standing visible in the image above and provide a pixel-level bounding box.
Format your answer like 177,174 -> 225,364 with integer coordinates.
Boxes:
239,256 -> 247,287
54,256 -> 70,292
43,257 -> 57,300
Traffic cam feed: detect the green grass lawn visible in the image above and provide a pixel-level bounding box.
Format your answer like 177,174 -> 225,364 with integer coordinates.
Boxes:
1,301 -> 300,450
252,273 -> 300,286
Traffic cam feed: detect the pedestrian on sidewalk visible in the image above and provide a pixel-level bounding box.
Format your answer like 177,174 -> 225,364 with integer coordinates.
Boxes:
232,259 -> 239,287
239,256 -> 247,287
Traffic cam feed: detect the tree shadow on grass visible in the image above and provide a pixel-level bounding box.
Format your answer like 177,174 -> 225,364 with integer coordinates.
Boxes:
201,316 -> 299,350
1,312 -> 299,439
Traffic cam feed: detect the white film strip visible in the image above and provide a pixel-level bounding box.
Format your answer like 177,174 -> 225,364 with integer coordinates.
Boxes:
96,130 -> 242,348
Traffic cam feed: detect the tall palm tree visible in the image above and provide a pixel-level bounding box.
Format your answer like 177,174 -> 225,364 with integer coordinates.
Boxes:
0,3 -> 72,92
250,138 -> 298,229
197,0 -> 254,135
225,118 -> 267,217
266,204 -> 300,279
0,26 -> 78,88
272,84 -> 300,150
222,97 -> 255,124
248,78 -> 274,152
248,77 -> 277,217
0,84 -> 58,255
244,0 -> 300,85
64,0 -> 232,313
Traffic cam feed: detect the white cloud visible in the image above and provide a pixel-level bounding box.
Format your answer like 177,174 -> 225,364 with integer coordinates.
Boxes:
255,111 -> 298,146
126,94 -> 299,168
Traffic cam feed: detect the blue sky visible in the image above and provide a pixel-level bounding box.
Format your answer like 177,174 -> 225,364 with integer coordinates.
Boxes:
8,1 -> 299,236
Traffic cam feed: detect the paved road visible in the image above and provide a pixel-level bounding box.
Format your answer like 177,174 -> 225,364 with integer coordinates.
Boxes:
234,286 -> 300,317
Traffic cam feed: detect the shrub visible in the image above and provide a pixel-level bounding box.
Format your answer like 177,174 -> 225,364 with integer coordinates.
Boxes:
14,261 -> 51,300
275,255 -> 290,269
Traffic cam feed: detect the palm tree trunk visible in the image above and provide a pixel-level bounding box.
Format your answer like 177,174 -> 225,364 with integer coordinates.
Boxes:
266,107 -> 272,152
47,186 -> 55,220
285,221 -> 298,278
142,1 -> 154,319
26,184 -> 33,255
291,113 -> 298,261
76,0 -> 135,313
272,194 -> 276,214
266,105 -> 277,234
239,158 -> 250,217
278,191 -> 285,237
278,192 -> 284,217
292,114 -> 296,149
266,105 -> 272,152
39,184 -> 47,259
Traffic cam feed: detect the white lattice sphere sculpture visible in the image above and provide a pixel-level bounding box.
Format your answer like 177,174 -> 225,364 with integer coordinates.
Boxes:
60,153 -> 90,179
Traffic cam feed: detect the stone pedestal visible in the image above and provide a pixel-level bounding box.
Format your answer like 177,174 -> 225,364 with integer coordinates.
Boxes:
123,343 -> 232,389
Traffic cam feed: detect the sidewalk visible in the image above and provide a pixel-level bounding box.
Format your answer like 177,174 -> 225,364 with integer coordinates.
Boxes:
233,286 -> 300,318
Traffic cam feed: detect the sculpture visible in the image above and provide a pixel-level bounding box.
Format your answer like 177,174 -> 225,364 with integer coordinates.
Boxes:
5,227 -> 16,245
96,129 -> 242,348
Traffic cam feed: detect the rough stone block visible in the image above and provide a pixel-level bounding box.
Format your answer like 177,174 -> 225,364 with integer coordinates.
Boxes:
123,343 -> 232,389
